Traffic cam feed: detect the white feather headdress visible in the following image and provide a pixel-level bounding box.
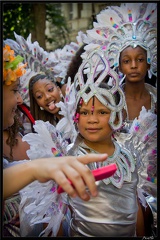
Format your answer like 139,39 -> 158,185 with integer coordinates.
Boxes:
82,3 -> 157,77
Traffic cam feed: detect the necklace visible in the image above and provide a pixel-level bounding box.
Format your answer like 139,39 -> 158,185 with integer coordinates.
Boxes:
79,140 -> 135,188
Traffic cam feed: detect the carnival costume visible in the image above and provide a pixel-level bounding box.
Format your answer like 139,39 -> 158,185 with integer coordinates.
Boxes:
17,49 -> 157,236
81,3 -> 157,76
66,49 -> 156,236
4,3 -> 157,236
78,3 -> 157,234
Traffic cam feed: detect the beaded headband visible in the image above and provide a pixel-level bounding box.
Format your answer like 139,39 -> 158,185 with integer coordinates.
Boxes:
73,49 -> 125,130
82,3 -> 157,77
3,45 -> 27,85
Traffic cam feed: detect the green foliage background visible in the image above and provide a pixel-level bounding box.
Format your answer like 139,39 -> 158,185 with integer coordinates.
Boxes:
3,3 -> 34,40
3,2 -> 70,50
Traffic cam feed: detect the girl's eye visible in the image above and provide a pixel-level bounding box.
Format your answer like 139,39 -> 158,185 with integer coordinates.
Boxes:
36,95 -> 42,99
123,59 -> 129,64
100,111 -> 109,115
48,87 -> 54,92
80,111 -> 88,115
137,58 -> 144,62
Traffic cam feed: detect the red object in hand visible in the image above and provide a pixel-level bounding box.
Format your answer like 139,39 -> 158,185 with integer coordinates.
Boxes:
57,163 -> 117,194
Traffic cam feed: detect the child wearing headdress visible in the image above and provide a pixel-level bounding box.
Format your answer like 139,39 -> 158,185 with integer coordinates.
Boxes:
64,49 -> 137,236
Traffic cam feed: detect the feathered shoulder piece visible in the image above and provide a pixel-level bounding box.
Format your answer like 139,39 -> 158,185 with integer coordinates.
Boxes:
115,106 -> 157,197
22,120 -> 68,159
82,3 -> 157,77
19,120 -> 69,236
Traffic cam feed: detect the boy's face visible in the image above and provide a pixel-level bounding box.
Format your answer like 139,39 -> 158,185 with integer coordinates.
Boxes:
77,97 -> 113,146
119,46 -> 150,83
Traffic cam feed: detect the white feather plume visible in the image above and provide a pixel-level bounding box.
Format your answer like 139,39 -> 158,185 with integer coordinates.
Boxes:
56,77 -> 77,143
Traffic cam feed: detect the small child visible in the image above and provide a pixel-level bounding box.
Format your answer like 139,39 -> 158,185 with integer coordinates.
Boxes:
66,49 -> 139,237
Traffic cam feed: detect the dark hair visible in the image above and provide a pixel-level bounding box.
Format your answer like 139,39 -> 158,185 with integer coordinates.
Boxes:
144,73 -> 156,87
4,110 -> 24,160
64,44 -> 86,84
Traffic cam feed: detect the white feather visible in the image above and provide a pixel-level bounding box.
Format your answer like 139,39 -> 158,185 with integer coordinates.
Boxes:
96,8 -> 122,27
56,78 -> 77,142
142,3 -> 157,24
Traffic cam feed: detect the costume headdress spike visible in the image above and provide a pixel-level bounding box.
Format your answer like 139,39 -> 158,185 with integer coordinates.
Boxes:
82,3 -> 157,78
74,49 -> 125,131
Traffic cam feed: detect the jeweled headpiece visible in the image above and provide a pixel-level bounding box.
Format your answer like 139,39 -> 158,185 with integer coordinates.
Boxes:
82,3 -> 157,77
74,49 -> 125,130
3,44 -> 27,85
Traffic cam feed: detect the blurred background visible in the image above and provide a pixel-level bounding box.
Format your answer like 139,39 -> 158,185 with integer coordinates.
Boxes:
3,2 -> 120,51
